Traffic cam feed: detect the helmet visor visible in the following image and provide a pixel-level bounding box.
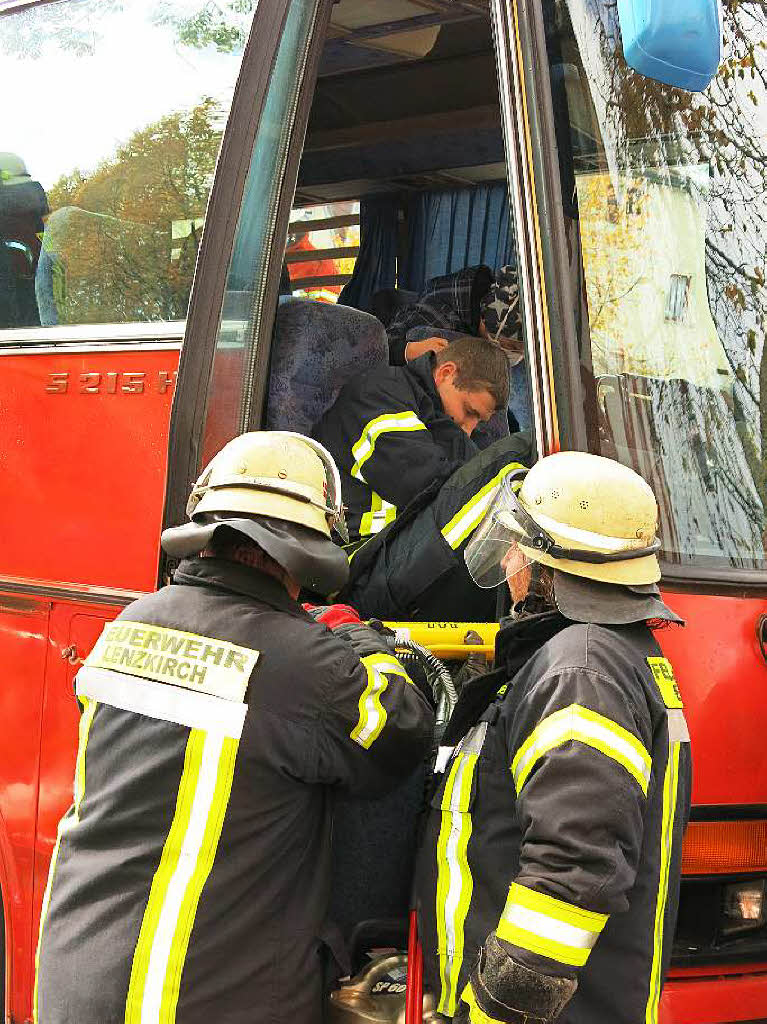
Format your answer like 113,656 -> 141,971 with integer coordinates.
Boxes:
464,471 -> 529,588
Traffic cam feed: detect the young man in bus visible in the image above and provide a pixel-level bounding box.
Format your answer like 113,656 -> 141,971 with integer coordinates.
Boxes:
389,264 -> 531,431
33,431 -> 434,1024
313,335 -> 532,621
416,452 -> 691,1024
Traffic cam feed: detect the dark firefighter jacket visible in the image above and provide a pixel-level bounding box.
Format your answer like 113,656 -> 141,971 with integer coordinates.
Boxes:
415,611 -> 692,1024
314,353 -> 478,543
34,557 -> 433,1024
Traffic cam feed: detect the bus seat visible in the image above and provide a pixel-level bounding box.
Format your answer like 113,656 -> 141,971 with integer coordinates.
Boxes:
266,297 -> 388,434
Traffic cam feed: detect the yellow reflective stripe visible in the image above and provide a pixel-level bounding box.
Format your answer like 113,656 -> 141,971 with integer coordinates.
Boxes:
34,697 -> 99,1023
160,736 -> 239,1022
125,729 -> 240,1024
441,463 -> 525,550
502,883 -> 608,931
496,883 -> 608,968
125,731 -> 204,1023
647,657 -> 684,709
435,752 -> 478,1016
359,491 -> 397,537
351,411 -> 427,482
511,704 -> 651,796
645,741 -> 681,1024
350,653 -> 410,750
363,651 -> 412,680
461,983 -> 505,1024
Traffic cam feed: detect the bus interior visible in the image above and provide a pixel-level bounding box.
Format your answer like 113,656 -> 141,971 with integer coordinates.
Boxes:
264,0 -> 531,451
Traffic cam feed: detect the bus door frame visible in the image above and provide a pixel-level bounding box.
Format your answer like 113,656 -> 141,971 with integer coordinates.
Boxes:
160,0 -> 333,567
491,0 -> 588,456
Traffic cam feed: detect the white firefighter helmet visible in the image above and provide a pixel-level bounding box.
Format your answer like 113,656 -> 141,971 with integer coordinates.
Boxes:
0,153 -> 30,186
465,452 -> 661,589
161,432 -> 350,595
186,431 -> 347,541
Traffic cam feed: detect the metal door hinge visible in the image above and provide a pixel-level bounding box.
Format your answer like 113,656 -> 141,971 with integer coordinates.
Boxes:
62,644 -> 85,666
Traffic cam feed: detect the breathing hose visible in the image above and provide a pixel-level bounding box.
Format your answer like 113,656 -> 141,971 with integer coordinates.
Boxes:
395,639 -> 457,744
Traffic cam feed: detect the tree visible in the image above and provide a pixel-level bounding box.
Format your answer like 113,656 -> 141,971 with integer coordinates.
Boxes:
152,0 -> 256,54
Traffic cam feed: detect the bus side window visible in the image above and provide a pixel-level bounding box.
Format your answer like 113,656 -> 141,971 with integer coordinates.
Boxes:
0,0 -> 256,332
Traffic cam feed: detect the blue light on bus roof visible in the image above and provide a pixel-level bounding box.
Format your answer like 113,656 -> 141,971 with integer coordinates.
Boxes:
617,0 -> 722,93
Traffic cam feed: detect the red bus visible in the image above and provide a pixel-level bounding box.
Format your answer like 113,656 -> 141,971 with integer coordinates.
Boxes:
1,0 -> 766,1021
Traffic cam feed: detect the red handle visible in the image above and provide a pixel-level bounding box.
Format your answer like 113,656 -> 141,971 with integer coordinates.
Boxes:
406,909 -> 424,1024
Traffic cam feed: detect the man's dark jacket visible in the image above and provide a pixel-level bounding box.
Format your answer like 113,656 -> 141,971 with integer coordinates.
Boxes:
416,611 -> 692,1023
35,558 -> 433,1024
314,353 -> 478,543
387,265 -> 492,364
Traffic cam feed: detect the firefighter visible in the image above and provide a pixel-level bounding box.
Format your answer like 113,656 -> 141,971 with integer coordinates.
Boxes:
314,335 -> 532,622
415,452 -> 692,1023
34,431 -> 434,1024
0,152 -> 48,327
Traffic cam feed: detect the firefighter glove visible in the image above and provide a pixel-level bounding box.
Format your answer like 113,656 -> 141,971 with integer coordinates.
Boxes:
304,604 -> 394,659
461,932 -> 577,1023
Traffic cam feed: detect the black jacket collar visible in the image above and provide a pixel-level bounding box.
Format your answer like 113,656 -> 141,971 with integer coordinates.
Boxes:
494,609 -> 571,677
441,611 -> 570,745
173,557 -> 309,619
405,352 -> 443,408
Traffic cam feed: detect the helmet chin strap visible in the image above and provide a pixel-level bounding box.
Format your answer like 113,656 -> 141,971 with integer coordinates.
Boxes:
511,561 -> 554,619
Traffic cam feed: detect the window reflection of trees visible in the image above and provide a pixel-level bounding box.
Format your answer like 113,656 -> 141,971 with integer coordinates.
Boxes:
40,99 -> 222,325
556,0 -> 767,569
0,0 -> 249,328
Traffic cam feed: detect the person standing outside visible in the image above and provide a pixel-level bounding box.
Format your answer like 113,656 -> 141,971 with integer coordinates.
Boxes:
416,452 -> 691,1023
34,431 -> 434,1024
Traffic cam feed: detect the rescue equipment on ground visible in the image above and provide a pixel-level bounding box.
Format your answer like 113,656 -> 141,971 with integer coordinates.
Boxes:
327,953 -> 440,1022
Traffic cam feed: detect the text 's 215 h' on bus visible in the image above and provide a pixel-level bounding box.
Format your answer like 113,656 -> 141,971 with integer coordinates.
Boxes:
1,0 -> 766,1020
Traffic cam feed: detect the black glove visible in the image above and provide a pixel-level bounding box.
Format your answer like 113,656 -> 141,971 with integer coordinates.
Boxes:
461,933 -> 576,1023
332,620 -> 394,659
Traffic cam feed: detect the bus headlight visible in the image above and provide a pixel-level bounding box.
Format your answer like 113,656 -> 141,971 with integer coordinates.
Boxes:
721,879 -> 766,936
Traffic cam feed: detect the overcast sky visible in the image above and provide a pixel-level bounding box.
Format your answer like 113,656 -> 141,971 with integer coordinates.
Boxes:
1,0 -> 251,190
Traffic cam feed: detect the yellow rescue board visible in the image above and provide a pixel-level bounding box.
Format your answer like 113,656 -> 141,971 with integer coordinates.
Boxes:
384,621 -> 499,661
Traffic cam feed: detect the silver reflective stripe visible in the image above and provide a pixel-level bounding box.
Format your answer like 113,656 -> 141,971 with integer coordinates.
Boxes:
462,721 -> 488,757
435,721 -> 488,1016
452,721 -> 489,762
435,745 -> 455,774
76,666 -> 247,739
667,709 -> 690,743
504,904 -> 597,950
139,731 -> 226,1021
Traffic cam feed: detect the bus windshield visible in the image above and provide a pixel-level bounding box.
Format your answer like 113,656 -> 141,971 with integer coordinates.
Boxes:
546,0 -> 767,574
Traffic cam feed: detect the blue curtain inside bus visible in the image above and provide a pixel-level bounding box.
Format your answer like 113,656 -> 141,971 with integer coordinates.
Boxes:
400,182 -> 515,294
337,194 -> 398,310
339,183 -> 515,311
